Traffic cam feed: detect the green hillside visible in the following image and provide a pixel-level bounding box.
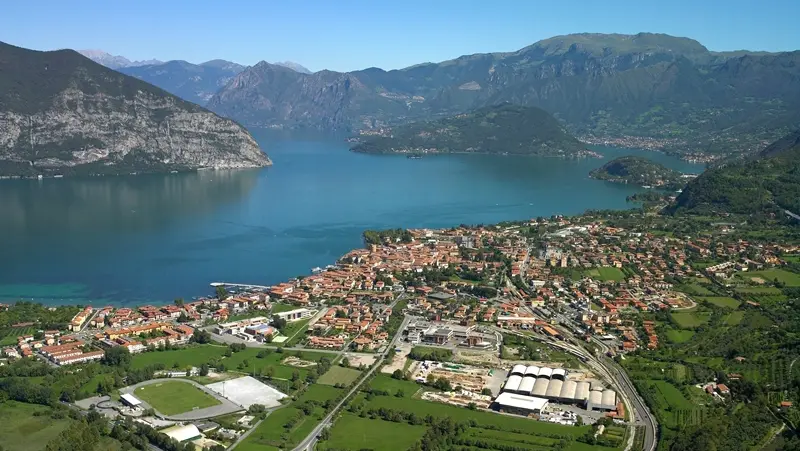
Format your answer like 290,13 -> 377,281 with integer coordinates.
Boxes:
350,104 -> 589,158
590,156 -> 686,189
671,130 -> 800,214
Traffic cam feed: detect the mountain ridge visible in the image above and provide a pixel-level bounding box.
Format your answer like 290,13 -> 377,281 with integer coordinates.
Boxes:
206,32 -> 800,158
0,41 -> 271,177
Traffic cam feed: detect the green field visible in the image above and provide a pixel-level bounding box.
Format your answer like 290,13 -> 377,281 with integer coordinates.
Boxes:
0,325 -> 36,346
724,311 -> 746,325
584,267 -> 626,282
369,374 -> 422,397
317,366 -> 361,386
297,384 -> 344,404
740,268 -> 800,286
320,414 -> 426,450
130,345 -> 331,380
734,286 -> 783,295
134,381 -> 221,415
665,328 -> 695,343
676,283 -> 714,296
671,311 -> 710,328
0,401 -> 74,451
700,296 -> 741,309
353,394 -> 618,451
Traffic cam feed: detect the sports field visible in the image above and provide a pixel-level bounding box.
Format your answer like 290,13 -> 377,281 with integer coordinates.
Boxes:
134,380 -> 221,415
320,414 -> 426,450
585,267 -> 625,281
0,401 -> 73,451
317,366 -> 360,386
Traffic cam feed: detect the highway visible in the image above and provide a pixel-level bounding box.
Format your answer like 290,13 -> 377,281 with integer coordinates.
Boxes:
292,313 -> 412,451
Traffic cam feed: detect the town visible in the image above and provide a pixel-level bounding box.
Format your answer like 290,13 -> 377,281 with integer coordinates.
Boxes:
1,213 -> 799,451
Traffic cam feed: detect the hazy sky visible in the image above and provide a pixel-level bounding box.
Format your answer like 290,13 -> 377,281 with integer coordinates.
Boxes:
2,0 -> 798,72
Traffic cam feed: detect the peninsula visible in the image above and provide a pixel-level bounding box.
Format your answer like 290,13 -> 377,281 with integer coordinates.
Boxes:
589,155 -> 688,189
350,104 -> 596,158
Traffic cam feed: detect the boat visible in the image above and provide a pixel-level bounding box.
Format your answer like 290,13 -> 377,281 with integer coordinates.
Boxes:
311,267 -> 323,274
407,154 -> 423,159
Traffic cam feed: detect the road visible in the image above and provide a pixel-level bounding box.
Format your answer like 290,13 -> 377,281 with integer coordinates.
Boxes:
292,313 -> 412,451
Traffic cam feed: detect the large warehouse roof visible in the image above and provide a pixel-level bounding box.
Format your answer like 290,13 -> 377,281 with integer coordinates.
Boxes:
525,366 -> 540,376
575,382 -> 590,401
511,365 -> 527,376
545,379 -> 563,399
495,392 -> 549,412
601,389 -> 617,410
504,375 -> 523,392
538,367 -> 553,379
589,390 -> 603,407
559,380 -> 577,401
532,377 -> 549,397
551,368 -> 566,380
519,376 -> 536,394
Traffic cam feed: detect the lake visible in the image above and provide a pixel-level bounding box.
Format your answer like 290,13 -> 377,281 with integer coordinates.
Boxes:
0,130 -> 704,306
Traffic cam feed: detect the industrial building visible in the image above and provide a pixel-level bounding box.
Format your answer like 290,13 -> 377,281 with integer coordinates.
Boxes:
493,392 -> 549,416
501,365 -> 616,411
120,393 -> 142,408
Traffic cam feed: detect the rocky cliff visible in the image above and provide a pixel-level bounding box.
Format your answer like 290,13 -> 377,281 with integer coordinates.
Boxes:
0,42 -> 270,177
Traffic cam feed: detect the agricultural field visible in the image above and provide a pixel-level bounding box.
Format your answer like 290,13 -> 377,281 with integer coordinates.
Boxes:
319,414 -> 426,450
739,268 -> 800,286
350,393 -> 620,451
0,325 -> 35,346
317,366 -> 361,386
665,328 -> 695,344
699,296 -> 740,309
724,311 -> 745,326
0,401 -> 74,451
675,283 -> 714,296
133,380 -> 221,415
734,286 -> 783,295
368,374 -> 422,397
671,311 -> 711,329
237,386 -> 343,451
640,380 -> 701,429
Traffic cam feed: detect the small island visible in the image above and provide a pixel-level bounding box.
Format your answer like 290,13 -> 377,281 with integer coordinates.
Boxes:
589,156 -> 689,190
350,104 -> 600,159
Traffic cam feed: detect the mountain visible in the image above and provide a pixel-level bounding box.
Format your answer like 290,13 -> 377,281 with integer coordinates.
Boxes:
589,156 -> 685,189
351,104 -> 590,158
78,49 -> 162,69
207,32 -> 800,157
671,130 -> 800,215
0,42 -> 271,177
274,61 -> 312,74
120,60 -> 246,105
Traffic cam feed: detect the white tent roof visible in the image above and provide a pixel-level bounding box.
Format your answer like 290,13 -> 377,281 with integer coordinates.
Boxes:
120,393 -> 141,406
538,367 -> 553,379
525,366 -> 540,376
504,374 -> 523,392
518,376 -> 536,394
511,364 -> 527,376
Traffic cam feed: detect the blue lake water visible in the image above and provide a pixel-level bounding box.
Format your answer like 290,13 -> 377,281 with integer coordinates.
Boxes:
0,130 -> 704,306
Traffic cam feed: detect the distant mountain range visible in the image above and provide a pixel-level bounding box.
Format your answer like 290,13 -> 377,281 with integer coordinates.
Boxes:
0,42 -> 271,177
78,50 -> 163,69
671,130 -> 800,214
205,32 -> 800,158
120,60 -> 247,105
351,104 -> 590,158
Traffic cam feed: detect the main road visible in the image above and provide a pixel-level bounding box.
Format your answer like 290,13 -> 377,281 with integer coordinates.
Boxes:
292,313 -> 412,451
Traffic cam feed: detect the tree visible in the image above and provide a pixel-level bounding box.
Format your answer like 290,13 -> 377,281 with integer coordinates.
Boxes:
216,286 -> 228,300
341,358 -> 351,368
177,312 -> 190,323
272,315 -> 287,331
102,346 -> 131,367
480,388 -> 492,396
174,298 -> 184,307
191,329 -> 212,344
467,402 -> 477,410
391,369 -> 405,380
199,364 -> 210,376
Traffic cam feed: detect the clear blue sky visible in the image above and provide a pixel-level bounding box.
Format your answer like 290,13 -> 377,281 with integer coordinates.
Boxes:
2,0 -> 798,72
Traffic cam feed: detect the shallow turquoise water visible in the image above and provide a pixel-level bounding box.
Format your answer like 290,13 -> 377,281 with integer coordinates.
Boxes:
0,131 -> 703,306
